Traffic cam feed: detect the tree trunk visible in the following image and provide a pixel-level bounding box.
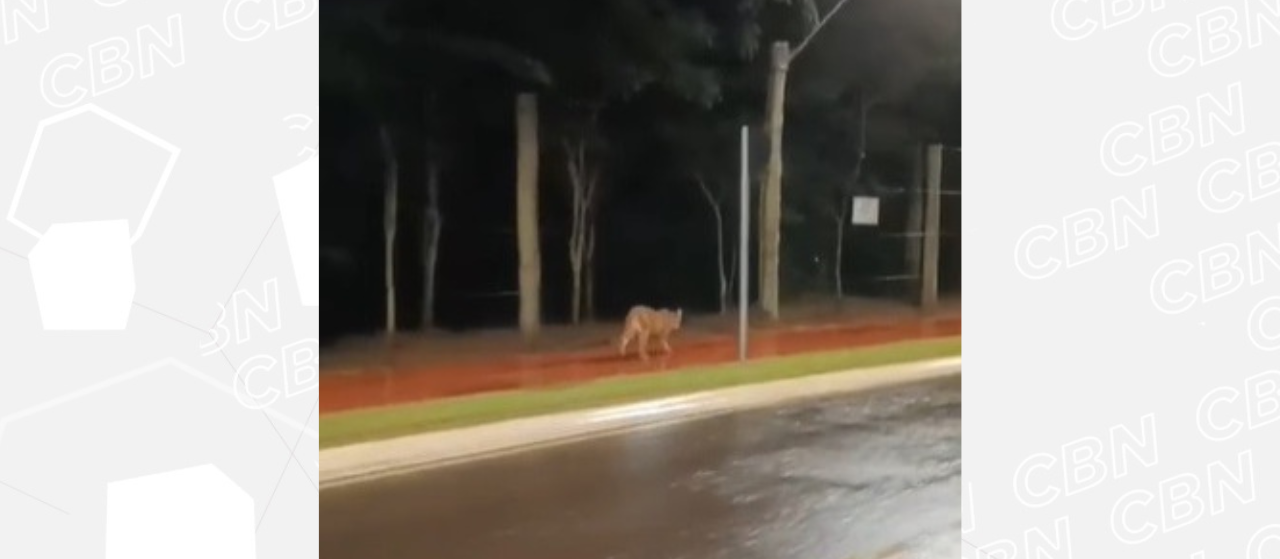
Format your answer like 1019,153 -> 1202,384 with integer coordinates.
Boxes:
568,204 -> 582,326
759,41 -> 790,321
422,158 -> 442,329
727,231 -> 739,310
570,253 -> 582,324
834,213 -> 846,300
715,210 -> 727,314
834,92 -> 870,303
585,217 -> 597,321
696,176 -> 728,314
563,136 -> 598,326
378,123 -> 399,338
515,93 -> 541,340
851,95 -> 869,184
565,139 -> 584,325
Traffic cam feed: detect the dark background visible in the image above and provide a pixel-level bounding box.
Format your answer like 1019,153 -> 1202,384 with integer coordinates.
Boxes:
321,0 -> 961,344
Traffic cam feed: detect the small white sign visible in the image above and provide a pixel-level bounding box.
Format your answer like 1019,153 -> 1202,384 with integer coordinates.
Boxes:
851,196 -> 879,226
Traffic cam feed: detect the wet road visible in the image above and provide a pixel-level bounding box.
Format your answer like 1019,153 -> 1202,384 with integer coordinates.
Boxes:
321,375 -> 961,559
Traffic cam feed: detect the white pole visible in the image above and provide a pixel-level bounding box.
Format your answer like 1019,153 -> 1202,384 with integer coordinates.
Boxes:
739,125 -> 750,361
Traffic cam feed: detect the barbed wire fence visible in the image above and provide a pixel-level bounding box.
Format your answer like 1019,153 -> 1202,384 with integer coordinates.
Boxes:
787,142 -> 960,312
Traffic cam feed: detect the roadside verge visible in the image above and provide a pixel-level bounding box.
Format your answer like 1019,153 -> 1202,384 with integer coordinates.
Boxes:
322,337 -> 960,447
320,353 -> 961,490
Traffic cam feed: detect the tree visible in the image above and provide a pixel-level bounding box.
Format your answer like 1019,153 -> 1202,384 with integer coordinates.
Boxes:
817,86 -> 906,300
559,106 -> 603,324
320,0 -> 960,341
785,7 -> 958,302
695,174 -> 740,313
387,6 -> 554,333
808,89 -> 954,301
396,0 -> 801,327
659,113 -> 745,314
807,6 -> 958,301
759,40 -> 789,318
376,123 -> 400,334
324,0 -> 553,336
640,0 -> 822,316
322,3 -> 407,338
754,0 -> 830,320
754,0 -> 957,317
420,94 -> 445,329
829,89 -> 870,300
520,0 -> 723,324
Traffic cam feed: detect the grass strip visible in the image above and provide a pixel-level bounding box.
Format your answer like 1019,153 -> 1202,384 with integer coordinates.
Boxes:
321,336 -> 960,449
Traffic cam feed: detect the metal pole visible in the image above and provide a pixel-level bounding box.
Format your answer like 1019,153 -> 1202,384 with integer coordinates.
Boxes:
738,125 -> 750,361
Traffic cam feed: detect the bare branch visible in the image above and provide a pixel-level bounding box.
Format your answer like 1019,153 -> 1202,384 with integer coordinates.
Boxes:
694,174 -> 719,210
585,166 -> 599,207
791,0 -> 858,60
825,199 -> 844,224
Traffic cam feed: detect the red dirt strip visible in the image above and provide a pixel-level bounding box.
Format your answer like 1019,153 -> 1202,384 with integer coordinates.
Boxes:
320,316 -> 960,415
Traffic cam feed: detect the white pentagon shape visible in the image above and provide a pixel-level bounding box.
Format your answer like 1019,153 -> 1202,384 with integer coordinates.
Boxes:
9,103 -> 179,243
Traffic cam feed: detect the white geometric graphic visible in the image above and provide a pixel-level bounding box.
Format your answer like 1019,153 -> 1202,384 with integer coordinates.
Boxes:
9,103 -> 179,330
28,220 -> 135,330
0,359 -> 320,442
105,464 -> 255,559
0,2 -> 316,556
283,114 -> 316,159
9,104 -> 180,243
969,0 -> 1280,557
273,154 -> 318,306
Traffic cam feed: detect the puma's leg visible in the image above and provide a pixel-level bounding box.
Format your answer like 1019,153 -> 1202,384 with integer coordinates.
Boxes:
661,332 -> 673,355
618,327 -> 634,356
638,333 -> 650,361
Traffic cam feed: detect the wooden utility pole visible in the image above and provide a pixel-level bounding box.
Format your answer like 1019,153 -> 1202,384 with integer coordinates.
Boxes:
920,144 -> 943,312
904,143 -> 925,296
515,93 -> 542,339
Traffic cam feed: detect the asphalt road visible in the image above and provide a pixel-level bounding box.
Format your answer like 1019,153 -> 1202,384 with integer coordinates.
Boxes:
321,375 -> 961,559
